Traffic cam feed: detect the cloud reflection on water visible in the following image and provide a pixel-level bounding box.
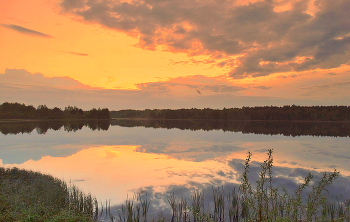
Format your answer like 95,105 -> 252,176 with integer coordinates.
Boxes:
1,122 -> 350,218
2,144 -> 349,211
2,145 -> 237,205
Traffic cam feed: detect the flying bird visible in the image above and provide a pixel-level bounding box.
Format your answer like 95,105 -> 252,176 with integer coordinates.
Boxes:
196,89 -> 201,95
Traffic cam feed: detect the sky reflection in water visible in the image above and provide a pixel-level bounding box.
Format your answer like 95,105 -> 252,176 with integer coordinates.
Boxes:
1,123 -> 350,206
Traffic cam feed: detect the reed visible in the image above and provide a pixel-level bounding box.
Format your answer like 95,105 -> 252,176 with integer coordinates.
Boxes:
115,194 -> 152,222
191,190 -> 204,221
114,149 -> 348,221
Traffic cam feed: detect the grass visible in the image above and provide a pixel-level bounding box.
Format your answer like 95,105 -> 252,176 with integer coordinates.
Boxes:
0,167 -> 98,222
110,149 -> 349,221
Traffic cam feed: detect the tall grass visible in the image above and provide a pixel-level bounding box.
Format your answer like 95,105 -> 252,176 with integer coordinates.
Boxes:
0,167 -> 98,221
110,194 -> 150,222
114,149 -> 348,221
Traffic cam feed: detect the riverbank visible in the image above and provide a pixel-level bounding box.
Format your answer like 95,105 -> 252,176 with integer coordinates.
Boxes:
0,167 -> 97,221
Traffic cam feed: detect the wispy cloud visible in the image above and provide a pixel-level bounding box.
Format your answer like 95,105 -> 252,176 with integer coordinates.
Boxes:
64,51 -> 89,56
136,75 -> 246,94
255,86 -> 272,90
1,24 -> 52,38
302,81 -> 350,91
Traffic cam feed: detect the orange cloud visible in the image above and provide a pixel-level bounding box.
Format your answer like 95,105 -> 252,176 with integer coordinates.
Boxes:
59,0 -> 350,80
63,51 -> 89,56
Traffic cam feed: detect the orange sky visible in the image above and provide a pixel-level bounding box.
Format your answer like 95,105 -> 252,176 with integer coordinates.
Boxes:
1,0 -> 350,109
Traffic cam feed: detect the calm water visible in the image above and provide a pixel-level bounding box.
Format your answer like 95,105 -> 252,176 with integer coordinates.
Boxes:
1,120 -> 350,210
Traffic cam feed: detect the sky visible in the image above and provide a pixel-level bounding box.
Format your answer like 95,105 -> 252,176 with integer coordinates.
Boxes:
1,0 -> 350,110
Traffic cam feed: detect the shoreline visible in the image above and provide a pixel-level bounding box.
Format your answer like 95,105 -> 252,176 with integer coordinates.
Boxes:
2,118 -> 350,123
111,118 -> 350,123
0,118 -> 111,123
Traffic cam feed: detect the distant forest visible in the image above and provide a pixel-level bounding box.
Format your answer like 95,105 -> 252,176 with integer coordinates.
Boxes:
0,102 -> 110,119
111,105 -> 350,121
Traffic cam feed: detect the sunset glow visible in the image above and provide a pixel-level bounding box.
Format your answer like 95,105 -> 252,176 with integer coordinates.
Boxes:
3,141 -> 349,205
1,0 -> 350,109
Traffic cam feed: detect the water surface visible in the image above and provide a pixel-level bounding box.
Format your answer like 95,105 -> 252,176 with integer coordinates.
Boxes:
1,120 -> 350,208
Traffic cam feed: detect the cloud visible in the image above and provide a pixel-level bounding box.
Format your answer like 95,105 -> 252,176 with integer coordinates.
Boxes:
0,69 -> 89,89
135,75 -> 246,93
255,86 -> 272,90
1,69 -> 343,110
60,0 -> 350,79
301,81 -> 350,91
1,24 -> 52,38
169,58 -> 216,66
64,51 -> 89,56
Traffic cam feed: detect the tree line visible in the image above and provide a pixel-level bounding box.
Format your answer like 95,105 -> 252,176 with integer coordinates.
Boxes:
111,105 -> 350,121
0,102 -> 110,119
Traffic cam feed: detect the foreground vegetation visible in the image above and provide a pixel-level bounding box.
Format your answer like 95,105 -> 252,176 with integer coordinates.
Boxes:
114,150 -> 349,221
0,167 -> 98,221
111,106 -> 350,121
0,102 -> 110,119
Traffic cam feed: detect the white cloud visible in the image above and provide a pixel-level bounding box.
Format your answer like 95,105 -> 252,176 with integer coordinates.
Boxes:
0,69 -> 89,89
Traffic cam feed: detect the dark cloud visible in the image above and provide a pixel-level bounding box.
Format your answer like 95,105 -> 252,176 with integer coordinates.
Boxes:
60,0 -> 350,78
326,72 -> 338,76
254,86 -> 272,90
1,24 -> 52,38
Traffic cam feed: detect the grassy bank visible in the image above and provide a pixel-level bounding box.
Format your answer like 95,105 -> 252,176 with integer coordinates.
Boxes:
0,167 -> 98,221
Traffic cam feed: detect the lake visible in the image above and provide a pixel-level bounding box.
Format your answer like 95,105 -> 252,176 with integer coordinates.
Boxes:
1,120 -> 350,218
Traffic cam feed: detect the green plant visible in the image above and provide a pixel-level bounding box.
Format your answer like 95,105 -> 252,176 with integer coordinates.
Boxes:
0,167 -> 98,221
167,149 -> 345,221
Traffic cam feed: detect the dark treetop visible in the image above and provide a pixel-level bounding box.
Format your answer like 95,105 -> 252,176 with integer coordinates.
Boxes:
111,105 -> 350,121
0,102 -> 110,120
